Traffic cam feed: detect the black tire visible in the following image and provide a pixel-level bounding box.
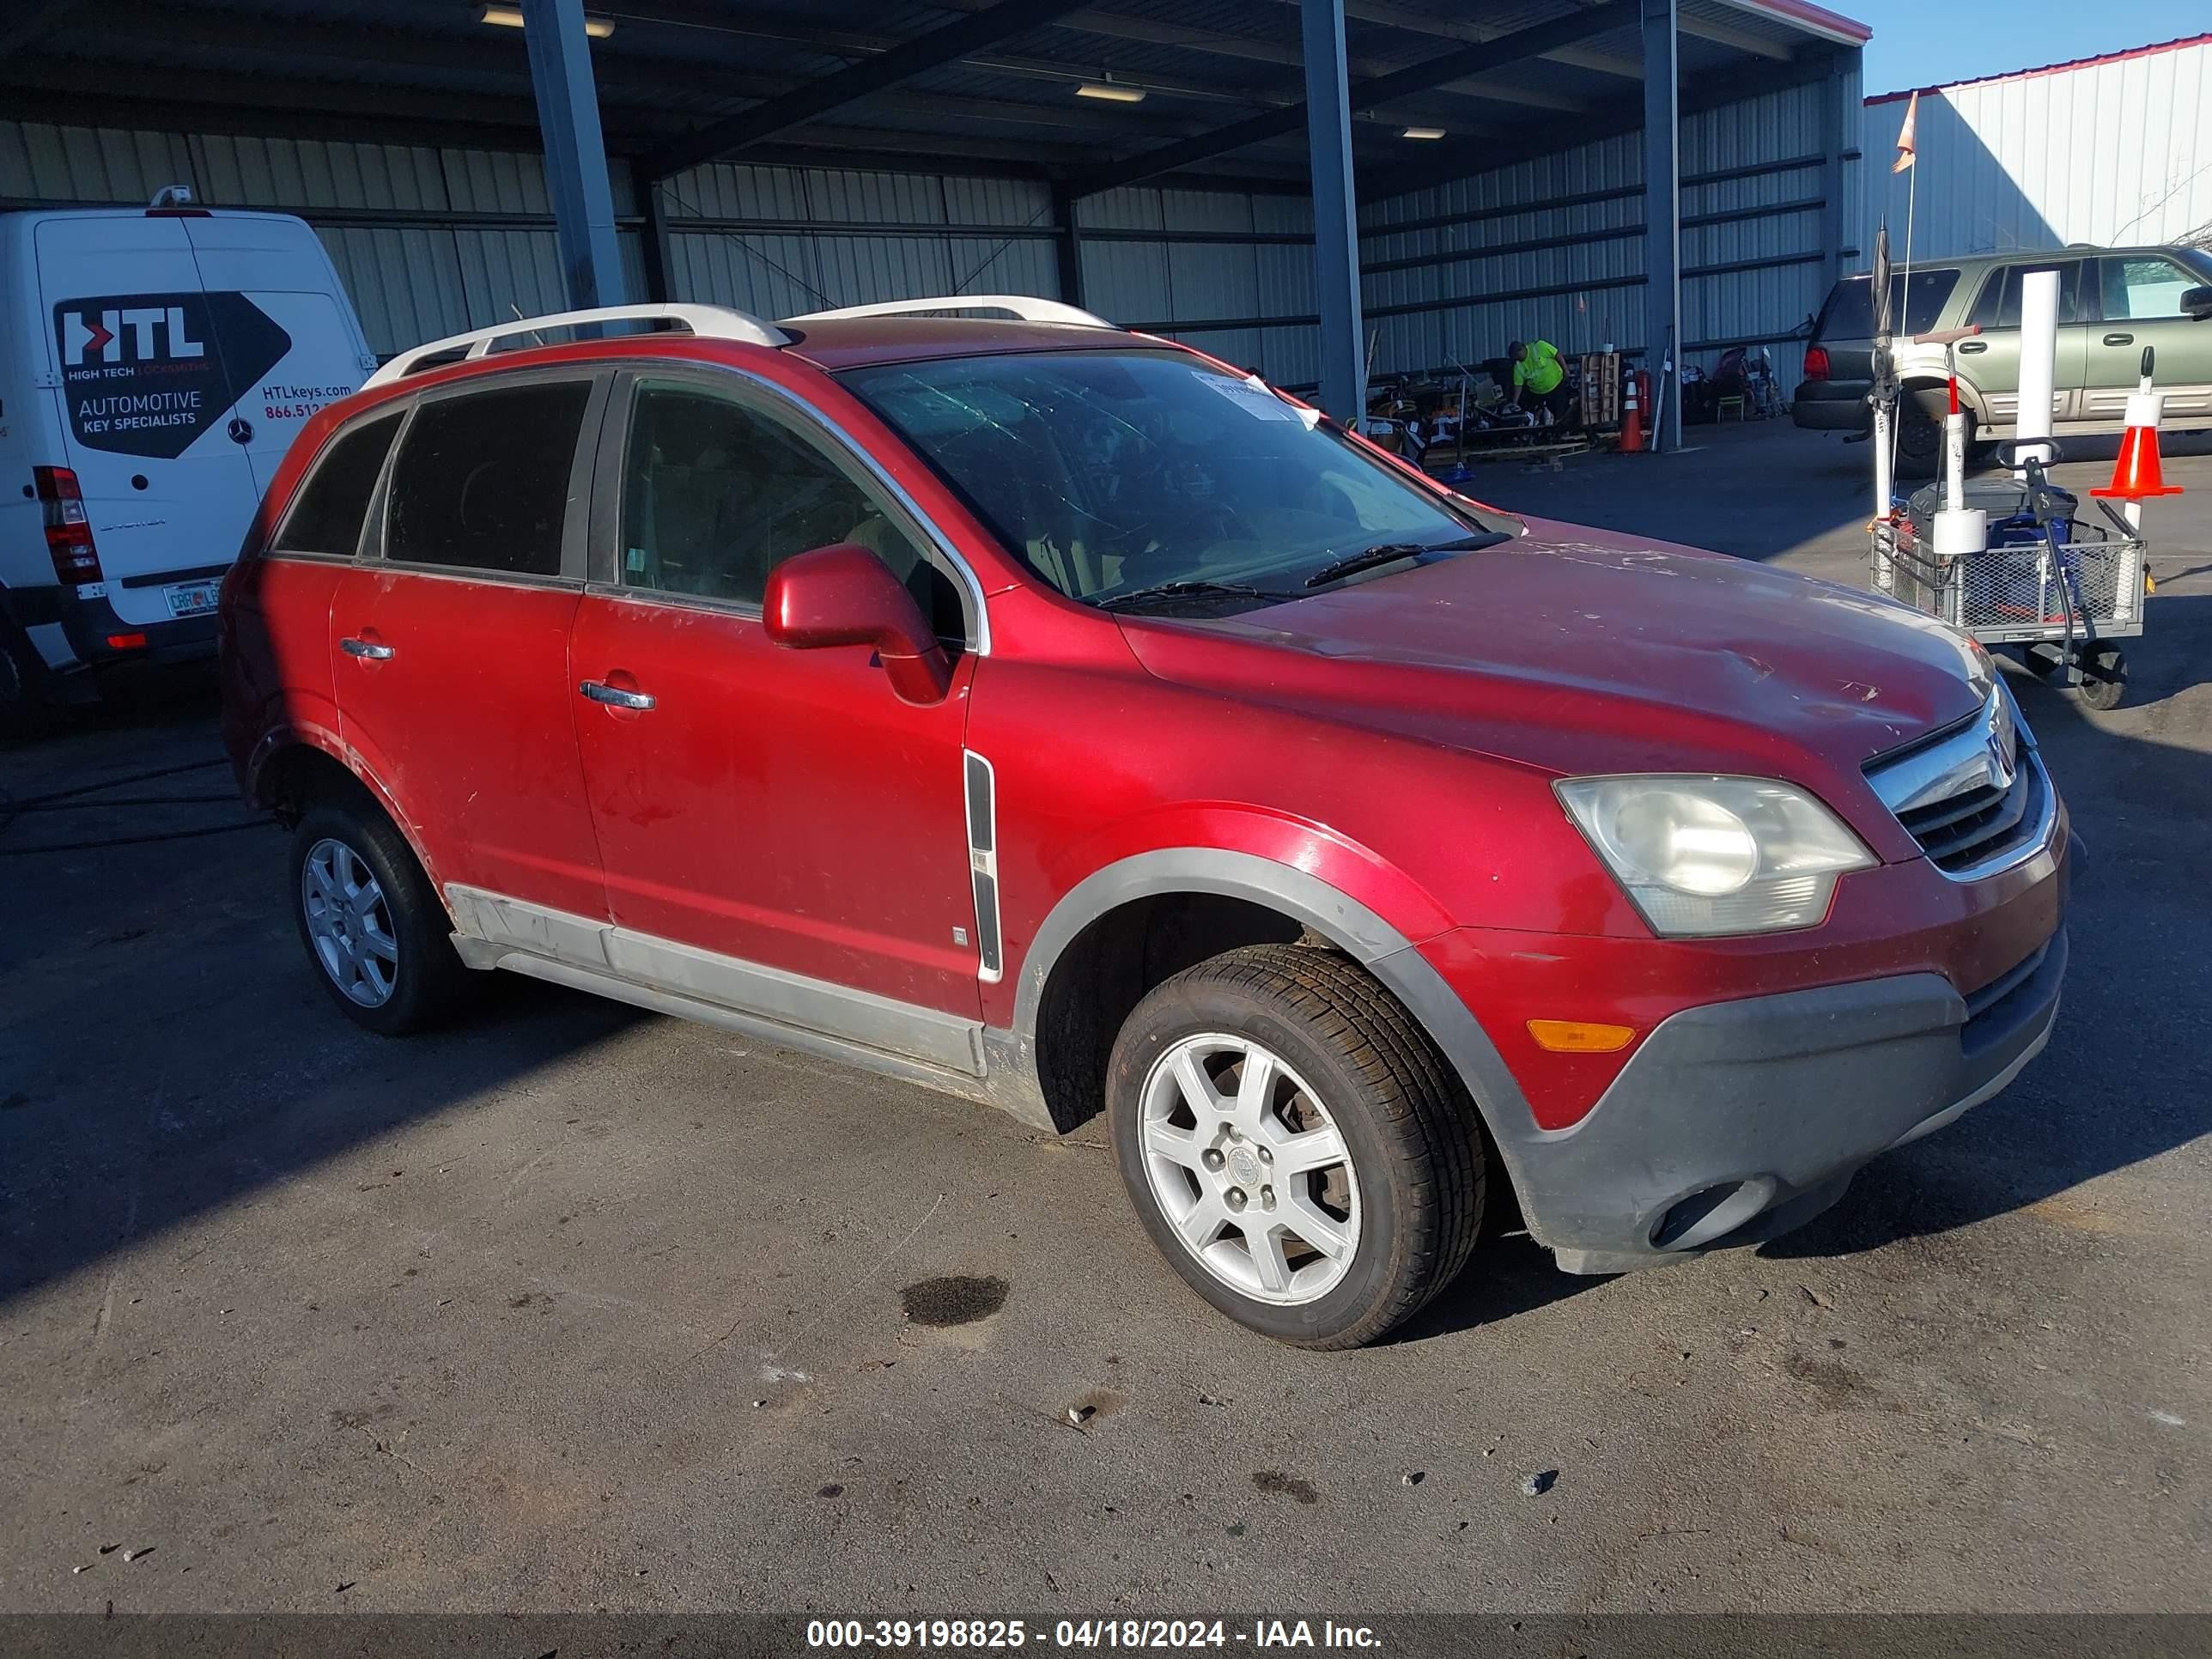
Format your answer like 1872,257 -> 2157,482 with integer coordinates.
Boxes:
0,616 -> 56,740
1893,400 -> 1946,480
2075,644 -> 2126,710
1106,944 -> 1486,1349
289,794 -> 473,1036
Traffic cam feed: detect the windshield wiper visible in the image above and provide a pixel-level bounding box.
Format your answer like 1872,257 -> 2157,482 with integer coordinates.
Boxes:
1095,579 -> 1302,613
1303,532 -> 1507,589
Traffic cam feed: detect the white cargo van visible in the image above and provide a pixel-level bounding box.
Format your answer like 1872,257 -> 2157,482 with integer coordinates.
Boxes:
0,191 -> 376,715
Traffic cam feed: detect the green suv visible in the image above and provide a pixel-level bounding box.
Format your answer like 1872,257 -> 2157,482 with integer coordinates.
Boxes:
1794,246 -> 2212,475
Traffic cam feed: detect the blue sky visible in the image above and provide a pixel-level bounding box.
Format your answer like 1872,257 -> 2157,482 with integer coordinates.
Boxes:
1849,0 -> 2207,96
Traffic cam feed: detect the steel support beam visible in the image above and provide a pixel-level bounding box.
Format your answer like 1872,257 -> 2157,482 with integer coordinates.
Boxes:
640,0 -> 1087,180
520,0 -> 628,311
1052,185 -> 1087,309
1302,0 -> 1366,424
1820,50 -> 1852,283
1076,0 -> 1638,196
1271,0 -> 1644,80
636,167 -> 678,305
1642,0 -> 1681,453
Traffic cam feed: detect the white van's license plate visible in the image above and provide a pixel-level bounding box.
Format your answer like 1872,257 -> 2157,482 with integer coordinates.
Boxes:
165,579 -> 222,618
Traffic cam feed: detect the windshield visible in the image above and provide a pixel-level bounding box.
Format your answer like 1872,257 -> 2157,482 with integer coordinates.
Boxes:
841,349 -> 1514,607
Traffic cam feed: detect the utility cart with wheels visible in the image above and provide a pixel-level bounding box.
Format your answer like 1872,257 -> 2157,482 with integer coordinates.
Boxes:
1874,438 -> 2148,709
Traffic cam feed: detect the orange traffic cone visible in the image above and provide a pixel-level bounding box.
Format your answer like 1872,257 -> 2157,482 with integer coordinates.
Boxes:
2092,390 -> 2184,501
1619,368 -> 1644,453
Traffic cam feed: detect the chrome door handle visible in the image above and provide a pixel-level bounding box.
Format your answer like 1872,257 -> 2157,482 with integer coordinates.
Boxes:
2103,332 -> 2134,346
339,636 -> 394,659
1958,341 -> 1988,354
580,680 -> 655,711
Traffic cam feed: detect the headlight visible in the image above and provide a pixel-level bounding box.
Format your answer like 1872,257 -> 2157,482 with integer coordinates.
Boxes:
1554,775 -> 1875,937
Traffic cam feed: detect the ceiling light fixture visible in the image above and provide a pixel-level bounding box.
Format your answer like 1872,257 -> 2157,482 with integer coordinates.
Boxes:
1075,73 -> 1146,104
1401,125 -> 1447,140
480,4 -> 616,40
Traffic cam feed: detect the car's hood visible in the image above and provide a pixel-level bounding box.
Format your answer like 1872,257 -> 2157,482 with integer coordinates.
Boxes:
1117,517 -> 1990,781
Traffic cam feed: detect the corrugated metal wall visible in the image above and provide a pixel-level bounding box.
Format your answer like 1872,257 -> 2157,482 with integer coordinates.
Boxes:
1863,37 -> 2212,258
0,118 -> 647,356
657,161 -> 1060,321
6,69 -> 1855,390
1360,70 -> 1859,389
1060,74 -> 1859,390
1074,187 -> 1318,386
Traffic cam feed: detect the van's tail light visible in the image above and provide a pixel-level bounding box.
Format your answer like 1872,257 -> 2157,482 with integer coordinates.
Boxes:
33,466 -> 103,585
1802,345 -> 1832,382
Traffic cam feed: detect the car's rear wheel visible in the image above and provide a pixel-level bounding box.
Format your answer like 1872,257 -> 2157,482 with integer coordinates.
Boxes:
1107,944 -> 1486,1349
1894,399 -> 1946,480
289,796 -> 471,1036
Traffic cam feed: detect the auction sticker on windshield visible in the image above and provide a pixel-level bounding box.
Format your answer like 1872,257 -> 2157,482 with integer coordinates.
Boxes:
1200,375 -> 1301,421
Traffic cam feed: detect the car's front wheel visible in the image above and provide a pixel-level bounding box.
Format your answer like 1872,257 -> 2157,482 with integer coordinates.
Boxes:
1107,945 -> 1486,1348
289,795 -> 472,1036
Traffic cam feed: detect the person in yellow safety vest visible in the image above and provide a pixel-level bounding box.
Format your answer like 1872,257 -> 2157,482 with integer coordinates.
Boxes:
1508,339 -> 1576,429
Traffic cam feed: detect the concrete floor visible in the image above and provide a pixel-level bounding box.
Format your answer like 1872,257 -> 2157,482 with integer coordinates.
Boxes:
3,423 -> 2208,1615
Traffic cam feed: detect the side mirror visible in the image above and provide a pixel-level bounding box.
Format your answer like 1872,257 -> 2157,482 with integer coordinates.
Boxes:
763,543 -> 953,706
2181,285 -> 2212,321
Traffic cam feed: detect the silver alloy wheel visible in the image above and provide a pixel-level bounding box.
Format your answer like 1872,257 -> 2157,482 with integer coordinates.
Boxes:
301,836 -> 399,1007
1137,1032 -> 1361,1305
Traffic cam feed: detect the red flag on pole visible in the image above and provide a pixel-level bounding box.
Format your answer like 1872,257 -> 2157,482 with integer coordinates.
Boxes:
1893,90 -> 1919,173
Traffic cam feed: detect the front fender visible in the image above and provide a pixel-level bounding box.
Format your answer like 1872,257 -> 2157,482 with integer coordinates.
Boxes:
1025,803 -> 1459,967
1009,845 -> 1546,1186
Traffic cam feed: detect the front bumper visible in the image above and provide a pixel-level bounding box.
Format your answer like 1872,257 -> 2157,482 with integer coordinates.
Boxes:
1793,384 -> 1872,431
1401,798 -> 2072,1275
1512,928 -> 2066,1273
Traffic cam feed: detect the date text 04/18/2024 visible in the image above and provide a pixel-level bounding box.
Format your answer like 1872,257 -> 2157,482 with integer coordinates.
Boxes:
805,1621 -> 1382,1650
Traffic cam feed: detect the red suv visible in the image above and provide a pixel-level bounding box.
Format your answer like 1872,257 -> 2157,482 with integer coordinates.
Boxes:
221,296 -> 2070,1348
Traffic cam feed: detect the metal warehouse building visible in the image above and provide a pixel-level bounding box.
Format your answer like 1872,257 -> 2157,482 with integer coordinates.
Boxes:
1,0 -> 1871,447
1863,33 -> 2212,260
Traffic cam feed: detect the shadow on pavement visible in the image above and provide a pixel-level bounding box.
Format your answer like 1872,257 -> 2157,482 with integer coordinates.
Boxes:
0,672 -> 646,1306
1392,1233 -> 1604,1344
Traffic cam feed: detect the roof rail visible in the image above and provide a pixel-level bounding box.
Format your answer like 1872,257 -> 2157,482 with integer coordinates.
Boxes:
364,303 -> 787,387
784,295 -> 1114,329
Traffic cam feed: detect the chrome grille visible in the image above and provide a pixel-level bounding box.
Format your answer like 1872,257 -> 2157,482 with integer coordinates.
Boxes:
1866,684 -> 2055,880
1896,742 -> 2045,872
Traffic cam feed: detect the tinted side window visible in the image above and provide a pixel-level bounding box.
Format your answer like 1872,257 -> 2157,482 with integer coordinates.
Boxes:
1812,270 -> 1960,342
618,382 -> 962,635
274,411 -> 401,556
1990,262 -> 2084,328
2100,256 -> 2198,320
385,381 -> 591,576
1967,270 -> 2007,329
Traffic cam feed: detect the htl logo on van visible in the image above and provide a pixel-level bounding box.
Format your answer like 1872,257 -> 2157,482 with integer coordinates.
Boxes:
61,306 -> 206,367
54,290 -> 291,461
